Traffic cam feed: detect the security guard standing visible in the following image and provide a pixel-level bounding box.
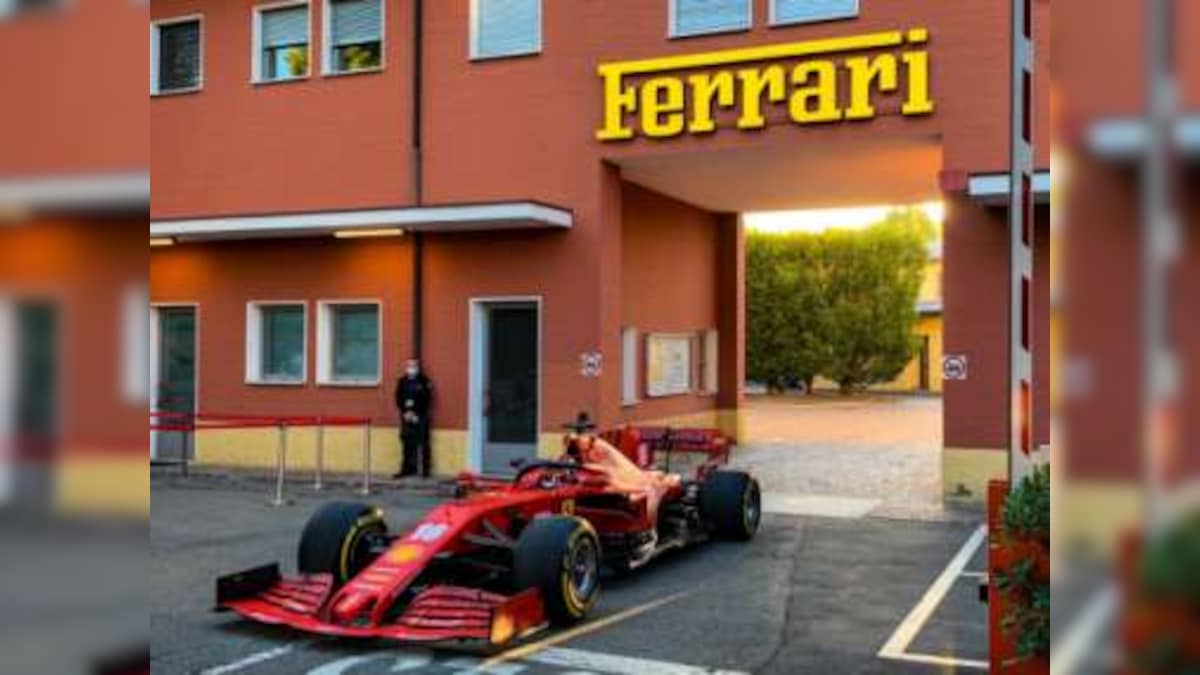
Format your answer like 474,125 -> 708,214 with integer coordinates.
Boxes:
394,359 -> 433,478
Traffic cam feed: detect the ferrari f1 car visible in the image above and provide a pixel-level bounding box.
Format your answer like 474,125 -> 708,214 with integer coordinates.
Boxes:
215,419 -> 760,646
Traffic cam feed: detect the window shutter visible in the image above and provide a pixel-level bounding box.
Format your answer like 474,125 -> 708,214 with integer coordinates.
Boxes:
261,6 -> 308,47
331,0 -> 381,46
158,21 -> 200,91
772,0 -> 857,25
674,0 -> 750,36
477,0 -> 539,58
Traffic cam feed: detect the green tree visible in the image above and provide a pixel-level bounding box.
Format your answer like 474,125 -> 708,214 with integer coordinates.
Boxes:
746,231 -> 827,391
820,208 -> 933,392
746,207 -> 934,394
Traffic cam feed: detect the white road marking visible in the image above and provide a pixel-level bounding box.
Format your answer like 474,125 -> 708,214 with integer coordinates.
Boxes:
442,656 -> 527,674
389,650 -> 435,672
526,647 -> 749,675
762,493 -> 880,519
1049,584 -> 1118,675
200,642 -> 302,675
307,654 -> 378,675
881,652 -> 988,670
877,523 -> 987,668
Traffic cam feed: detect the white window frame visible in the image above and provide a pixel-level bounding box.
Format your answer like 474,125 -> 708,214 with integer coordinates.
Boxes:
150,14 -> 204,96
246,301 -> 308,385
316,299 -> 383,386
251,0 -> 313,84
668,0 -> 753,39
701,329 -> 719,395
469,0 -> 543,61
321,0 -> 386,76
621,326 -> 639,406
768,0 -> 859,27
122,285 -> 150,403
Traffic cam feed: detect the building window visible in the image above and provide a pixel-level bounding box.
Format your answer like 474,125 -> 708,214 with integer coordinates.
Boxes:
471,0 -> 541,60
317,302 -> 381,385
701,330 -> 719,395
621,326 -> 639,406
123,286 -> 150,403
254,2 -> 310,82
324,0 -> 382,74
247,302 -> 307,384
770,0 -> 858,26
670,0 -> 751,38
150,17 -> 202,95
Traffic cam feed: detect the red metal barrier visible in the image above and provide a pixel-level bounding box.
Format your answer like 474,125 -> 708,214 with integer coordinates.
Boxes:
150,411 -> 374,504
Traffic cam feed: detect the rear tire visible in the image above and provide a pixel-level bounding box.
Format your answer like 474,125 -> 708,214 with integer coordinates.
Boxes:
297,501 -> 387,586
514,516 -> 600,625
701,471 -> 761,541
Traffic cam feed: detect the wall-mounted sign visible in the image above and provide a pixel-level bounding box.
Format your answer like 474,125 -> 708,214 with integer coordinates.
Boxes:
580,351 -> 603,378
646,334 -> 692,397
943,354 -> 968,381
597,28 -> 934,142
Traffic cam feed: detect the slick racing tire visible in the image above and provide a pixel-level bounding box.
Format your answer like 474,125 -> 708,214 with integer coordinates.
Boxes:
514,516 -> 600,625
297,501 -> 388,587
701,471 -> 761,541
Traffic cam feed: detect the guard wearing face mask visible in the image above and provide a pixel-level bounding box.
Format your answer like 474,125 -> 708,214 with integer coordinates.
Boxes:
394,359 -> 433,478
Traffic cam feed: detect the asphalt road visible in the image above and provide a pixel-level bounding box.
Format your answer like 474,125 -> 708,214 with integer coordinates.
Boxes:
151,472 -> 989,674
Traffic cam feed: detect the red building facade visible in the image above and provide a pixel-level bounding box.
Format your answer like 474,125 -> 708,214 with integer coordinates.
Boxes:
150,0 -> 1052,501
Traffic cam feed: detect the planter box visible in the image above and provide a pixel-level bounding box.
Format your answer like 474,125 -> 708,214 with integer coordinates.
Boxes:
1119,533 -> 1200,671
988,480 -> 1050,674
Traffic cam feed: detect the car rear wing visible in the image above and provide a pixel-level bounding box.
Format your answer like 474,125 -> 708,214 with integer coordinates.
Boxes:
601,426 -> 732,478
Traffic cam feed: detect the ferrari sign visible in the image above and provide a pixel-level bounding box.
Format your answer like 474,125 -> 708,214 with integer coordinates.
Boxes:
597,28 -> 934,142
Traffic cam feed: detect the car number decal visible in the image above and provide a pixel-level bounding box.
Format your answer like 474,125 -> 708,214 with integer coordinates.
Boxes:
408,523 -> 449,543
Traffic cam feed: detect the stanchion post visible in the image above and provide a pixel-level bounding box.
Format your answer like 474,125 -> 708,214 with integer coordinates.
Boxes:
271,422 -> 287,507
314,417 -> 325,492
360,420 -> 372,495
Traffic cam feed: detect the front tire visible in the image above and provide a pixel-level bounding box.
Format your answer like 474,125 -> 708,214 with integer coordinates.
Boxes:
701,471 -> 761,541
514,516 -> 600,625
297,501 -> 387,587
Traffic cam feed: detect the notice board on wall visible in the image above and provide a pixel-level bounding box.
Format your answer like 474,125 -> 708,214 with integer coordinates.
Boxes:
646,334 -> 692,397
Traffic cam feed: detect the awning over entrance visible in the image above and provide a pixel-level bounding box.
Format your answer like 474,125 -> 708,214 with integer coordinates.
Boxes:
966,171 -> 1052,206
149,201 -> 574,242
1087,115 -> 1200,160
0,172 -> 150,211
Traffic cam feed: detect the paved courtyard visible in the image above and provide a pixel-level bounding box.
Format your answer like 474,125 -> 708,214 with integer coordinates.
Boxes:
150,474 -> 989,674
730,395 -> 954,521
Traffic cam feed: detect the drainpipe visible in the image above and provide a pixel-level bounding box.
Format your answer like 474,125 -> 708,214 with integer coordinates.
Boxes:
411,0 -> 425,362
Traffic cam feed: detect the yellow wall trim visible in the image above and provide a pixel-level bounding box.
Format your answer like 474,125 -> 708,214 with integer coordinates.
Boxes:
942,446 -> 1007,503
58,454 -> 149,518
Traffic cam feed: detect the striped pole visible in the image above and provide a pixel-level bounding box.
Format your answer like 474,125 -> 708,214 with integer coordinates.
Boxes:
1141,0 -> 1177,530
1008,0 -> 1036,484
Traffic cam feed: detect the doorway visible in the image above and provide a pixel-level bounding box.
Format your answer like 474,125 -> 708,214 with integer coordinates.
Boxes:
152,306 -> 196,462
470,299 -> 540,475
918,335 -> 932,392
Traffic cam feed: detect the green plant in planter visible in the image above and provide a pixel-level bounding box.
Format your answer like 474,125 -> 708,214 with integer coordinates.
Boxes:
997,463 -> 1051,660
1131,509 -> 1200,673
1003,462 -> 1051,543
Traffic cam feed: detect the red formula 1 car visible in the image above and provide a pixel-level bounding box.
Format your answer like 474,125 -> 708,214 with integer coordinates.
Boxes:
216,420 -> 760,646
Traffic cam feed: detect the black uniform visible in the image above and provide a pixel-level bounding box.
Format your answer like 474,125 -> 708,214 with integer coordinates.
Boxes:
395,373 -> 433,477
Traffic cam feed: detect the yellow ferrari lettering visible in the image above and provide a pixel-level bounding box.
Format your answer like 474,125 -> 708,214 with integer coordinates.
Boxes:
596,28 -> 934,141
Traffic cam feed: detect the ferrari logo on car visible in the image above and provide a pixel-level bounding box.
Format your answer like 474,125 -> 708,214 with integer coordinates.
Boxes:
561,499 -> 575,516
